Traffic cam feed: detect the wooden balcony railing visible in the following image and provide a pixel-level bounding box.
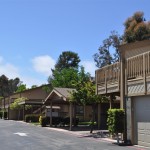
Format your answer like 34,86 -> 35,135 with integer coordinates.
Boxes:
96,62 -> 120,94
127,51 -> 150,80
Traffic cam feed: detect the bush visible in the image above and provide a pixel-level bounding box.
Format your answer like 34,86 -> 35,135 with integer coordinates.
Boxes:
0,111 -> 3,119
3,111 -> 7,119
25,114 -> 40,123
39,116 -> 79,127
107,109 -> 125,134
61,117 -> 79,126
39,116 -> 48,127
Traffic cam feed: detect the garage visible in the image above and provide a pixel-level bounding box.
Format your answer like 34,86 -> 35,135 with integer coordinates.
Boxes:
133,95 -> 150,147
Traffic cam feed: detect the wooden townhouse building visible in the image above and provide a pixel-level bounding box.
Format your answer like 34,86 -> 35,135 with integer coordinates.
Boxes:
95,39 -> 150,147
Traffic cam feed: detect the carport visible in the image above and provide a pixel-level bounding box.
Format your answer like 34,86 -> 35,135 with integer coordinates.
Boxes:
19,99 -> 44,121
44,88 -> 76,130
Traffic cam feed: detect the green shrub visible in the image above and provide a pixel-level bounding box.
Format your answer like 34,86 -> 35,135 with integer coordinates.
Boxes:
61,117 -> 79,126
39,116 -> 48,127
107,109 -> 125,134
38,116 -> 79,127
25,114 -> 40,123
3,111 -> 7,119
0,111 -> 3,119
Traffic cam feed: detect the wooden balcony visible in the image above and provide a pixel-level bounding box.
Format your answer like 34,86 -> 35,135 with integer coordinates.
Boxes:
96,62 -> 120,95
126,51 -> 150,96
96,51 -> 150,96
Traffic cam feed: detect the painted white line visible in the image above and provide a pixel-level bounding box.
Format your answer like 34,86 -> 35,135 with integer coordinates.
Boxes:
14,132 -> 28,136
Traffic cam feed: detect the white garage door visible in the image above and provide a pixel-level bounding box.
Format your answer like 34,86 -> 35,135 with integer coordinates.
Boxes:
134,96 -> 150,147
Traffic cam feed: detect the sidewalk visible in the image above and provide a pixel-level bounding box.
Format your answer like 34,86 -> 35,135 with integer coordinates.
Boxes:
44,126 -> 116,143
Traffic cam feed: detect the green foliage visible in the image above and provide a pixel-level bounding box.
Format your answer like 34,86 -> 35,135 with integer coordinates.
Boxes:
31,85 -> 38,89
42,84 -> 52,93
16,83 -> 26,93
0,111 -> 3,119
0,75 -> 9,97
0,111 -> 7,119
50,66 -> 90,89
70,81 -> 106,105
50,68 -> 78,88
3,111 -> 7,119
124,11 -> 150,43
107,109 -> 125,134
39,116 -> 47,127
10,97 -> 31,110
0,75 -> 20,97
54,51 -> 80,71
25,114 -> 40,122
78,121 -> 97,126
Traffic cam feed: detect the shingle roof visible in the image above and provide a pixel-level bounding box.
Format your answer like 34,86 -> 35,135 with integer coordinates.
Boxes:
44,87 -> 76,103
54,88 -> 76,99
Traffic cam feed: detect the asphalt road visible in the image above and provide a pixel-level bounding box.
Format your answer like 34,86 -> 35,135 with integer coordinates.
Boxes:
0,119 -> 147,150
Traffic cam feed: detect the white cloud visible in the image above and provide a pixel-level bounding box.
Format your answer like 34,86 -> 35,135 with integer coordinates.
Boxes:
0,56 -> 20,78
80,60 -> 97,77
0,56 -> 48,88
21,76 -> 47,88
32,55 -> 55,76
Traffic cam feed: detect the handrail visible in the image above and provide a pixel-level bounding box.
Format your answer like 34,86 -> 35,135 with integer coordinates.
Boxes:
127,51 -> 150,79
96,62 -> 120,85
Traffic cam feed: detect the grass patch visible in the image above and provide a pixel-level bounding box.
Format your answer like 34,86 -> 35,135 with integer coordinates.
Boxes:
78,121 -> 97,126
30,122 -> 40,126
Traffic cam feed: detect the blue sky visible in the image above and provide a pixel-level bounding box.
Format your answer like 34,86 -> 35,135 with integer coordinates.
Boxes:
0,0 -> 149,87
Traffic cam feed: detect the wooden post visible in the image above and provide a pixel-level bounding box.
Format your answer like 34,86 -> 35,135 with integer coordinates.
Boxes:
125,68 -> 127,96
69,102 -> 73,131
50,101 -> 52,127
83,105 -> 86,121
109,94 -> 112,109
97,103 -> 101,129
120,51 -> 125,109
143,54 -> 147,94
120,51 -> 127,143
23,104 -> 25,121
105,69 -> 107,93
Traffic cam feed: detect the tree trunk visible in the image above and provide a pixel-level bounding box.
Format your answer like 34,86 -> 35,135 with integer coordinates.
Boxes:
116,133 -> 119,144
73,103 -> 77,126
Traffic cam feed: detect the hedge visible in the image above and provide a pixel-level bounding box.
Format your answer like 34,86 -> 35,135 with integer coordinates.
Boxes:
3,111 -> 7,119
25,114 -> 41,123
107,109 -> 125,134
0,111 -> 3,119
39,116 -> 79,127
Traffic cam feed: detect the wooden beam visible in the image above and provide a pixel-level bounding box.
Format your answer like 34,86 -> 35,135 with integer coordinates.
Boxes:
97,103 -> 101,129
69,102 -> 73,131
143,54 -> 147,94
50,101 -> 52,127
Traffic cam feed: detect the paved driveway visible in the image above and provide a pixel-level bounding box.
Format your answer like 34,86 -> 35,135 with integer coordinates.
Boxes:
0,119 -> 147,150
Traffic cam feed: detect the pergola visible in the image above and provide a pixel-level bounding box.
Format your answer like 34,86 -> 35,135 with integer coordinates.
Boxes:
19,99 -> 44,121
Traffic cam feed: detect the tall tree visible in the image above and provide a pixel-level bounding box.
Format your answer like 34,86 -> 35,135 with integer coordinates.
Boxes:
50,68 -> 78,88
70,81 -> 108,133
49,66 -> 90,88
16,82 -> 27,93
0,75 -> 9,109
8,78 -> 20,94
0,75 -> 9,98
54,51 -> 80,71
0,75 -> 20,97
93,31 -> 122,68
10,97 -> 31,120
123,11 -> 150,43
